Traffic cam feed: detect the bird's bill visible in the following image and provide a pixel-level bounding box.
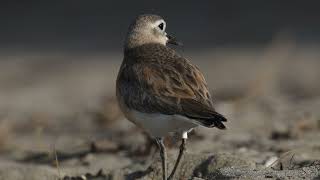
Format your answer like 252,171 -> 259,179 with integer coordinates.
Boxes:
167,34 -> 183,46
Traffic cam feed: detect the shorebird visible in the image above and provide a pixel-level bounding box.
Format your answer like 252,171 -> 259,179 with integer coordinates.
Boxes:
116,14 -> 227,180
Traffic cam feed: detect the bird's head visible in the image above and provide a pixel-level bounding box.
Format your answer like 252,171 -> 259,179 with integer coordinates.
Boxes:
125,14 -> 182,50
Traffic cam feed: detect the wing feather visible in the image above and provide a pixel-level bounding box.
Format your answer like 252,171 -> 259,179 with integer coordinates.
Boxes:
117,44 -> 227,129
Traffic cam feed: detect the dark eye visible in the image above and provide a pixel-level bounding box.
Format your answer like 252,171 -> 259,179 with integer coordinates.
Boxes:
158,23 -> 164,30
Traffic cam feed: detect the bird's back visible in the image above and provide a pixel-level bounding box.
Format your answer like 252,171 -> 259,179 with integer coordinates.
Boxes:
116,43 -> 226,130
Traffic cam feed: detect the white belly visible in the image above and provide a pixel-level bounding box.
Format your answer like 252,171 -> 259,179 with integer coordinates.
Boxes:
124,109 -> 197,138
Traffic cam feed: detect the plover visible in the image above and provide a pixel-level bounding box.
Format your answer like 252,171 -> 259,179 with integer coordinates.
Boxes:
116,14 -> 227,180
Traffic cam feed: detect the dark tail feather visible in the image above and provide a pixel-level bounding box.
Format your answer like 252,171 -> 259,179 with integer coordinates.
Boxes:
188,112 -> 227,130
213,120 -> 226,129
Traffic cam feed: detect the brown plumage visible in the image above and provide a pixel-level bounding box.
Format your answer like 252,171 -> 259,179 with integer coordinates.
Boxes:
117,43 -> 226,130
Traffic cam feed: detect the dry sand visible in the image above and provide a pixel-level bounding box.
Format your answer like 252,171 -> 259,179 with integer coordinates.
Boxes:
0,41 -> 319,179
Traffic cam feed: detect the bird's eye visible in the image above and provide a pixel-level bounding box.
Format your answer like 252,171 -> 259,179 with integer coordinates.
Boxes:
158,23 -> 164,30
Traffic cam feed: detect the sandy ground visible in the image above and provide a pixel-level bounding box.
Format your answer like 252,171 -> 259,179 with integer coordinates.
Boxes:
0,40 -> 319,179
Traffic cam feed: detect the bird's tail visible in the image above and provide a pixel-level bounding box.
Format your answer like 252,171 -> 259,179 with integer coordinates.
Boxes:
190,111 -> 227,130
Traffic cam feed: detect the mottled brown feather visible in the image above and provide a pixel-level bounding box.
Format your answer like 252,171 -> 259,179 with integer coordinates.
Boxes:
116,43 -> 226,129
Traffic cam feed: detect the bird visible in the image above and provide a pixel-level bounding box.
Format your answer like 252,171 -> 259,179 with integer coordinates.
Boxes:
116,14 -> 227,180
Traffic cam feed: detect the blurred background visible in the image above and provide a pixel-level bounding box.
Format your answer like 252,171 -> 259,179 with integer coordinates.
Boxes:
0,1 -> 319,178
1,1 -> 320,52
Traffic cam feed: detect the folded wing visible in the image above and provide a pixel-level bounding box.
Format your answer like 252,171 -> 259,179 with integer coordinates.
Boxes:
123,56 -> 227,129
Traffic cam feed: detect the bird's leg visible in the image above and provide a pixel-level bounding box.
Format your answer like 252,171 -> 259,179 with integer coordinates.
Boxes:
156,137 -> 167,180
168,132 -> 187,180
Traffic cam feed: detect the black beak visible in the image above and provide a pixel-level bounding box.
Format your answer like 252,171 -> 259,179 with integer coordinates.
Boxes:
167,34 -> 183,46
